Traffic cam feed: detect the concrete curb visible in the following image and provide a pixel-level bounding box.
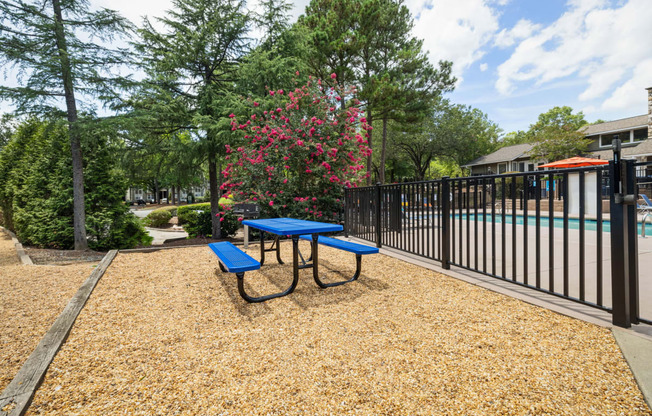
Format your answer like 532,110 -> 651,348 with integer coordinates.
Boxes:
612,328 -> 652,410
0,227 -> 33,265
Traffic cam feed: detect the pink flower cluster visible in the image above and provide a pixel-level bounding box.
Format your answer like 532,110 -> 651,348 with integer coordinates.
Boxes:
221,76 -> 371,221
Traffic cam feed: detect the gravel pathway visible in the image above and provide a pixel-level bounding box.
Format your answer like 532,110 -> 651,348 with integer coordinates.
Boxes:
24,242 -> 651,415
0,230 -> 96,391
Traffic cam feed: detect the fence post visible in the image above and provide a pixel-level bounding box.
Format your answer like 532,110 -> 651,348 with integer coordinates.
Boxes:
441,176 -> 451,270
343,189 -> 349,238
624,159 -> 640,324
375,182 -> 382,248
609,139 -> 635,328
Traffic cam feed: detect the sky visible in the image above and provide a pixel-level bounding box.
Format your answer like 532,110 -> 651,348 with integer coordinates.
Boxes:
4,0 -> 652,134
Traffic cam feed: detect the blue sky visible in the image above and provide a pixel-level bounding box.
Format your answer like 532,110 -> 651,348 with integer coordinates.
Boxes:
4,0 -> 652,134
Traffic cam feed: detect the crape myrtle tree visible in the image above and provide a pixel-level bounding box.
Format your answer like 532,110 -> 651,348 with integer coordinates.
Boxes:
222,75 -> 371,222
0,0 -> 133,250
135,0 -> 250,238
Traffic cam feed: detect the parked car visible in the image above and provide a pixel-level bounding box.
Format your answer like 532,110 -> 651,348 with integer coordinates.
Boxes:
135,199 -> 147,206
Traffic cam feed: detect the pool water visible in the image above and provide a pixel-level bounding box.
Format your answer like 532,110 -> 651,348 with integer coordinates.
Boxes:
453,213 -> 649,235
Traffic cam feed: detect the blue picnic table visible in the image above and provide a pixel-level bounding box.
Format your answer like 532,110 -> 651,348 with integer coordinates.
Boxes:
210,218 -> 378,302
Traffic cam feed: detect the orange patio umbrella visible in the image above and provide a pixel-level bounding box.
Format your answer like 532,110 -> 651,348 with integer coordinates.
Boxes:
538,156 -> 609,169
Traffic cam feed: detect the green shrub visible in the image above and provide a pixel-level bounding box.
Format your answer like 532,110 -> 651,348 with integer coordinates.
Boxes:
182,205 -> 239,238
0,118 -> 151,250
145,208 -> 173,227
177,203 -> 211,224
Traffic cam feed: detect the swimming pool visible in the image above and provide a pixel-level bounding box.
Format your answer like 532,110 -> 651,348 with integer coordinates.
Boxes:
452,213 -> 650,235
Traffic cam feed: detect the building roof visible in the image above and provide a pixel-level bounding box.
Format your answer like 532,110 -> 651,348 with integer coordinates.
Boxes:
591,138 -> 652,160
463,143 -> 534,167
581,115 -> 648,136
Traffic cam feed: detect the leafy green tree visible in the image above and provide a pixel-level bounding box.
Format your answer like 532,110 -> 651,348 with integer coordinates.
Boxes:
501,130 -> 531,147
0,117 -> 151,249
527,106 -> 590,162
387,100 -> 500,180
0,0 -> 133,249
134,0 -> 250,238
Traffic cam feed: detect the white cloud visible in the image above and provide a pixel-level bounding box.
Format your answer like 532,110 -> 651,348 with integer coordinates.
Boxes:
496,0 -> 652,115
494,19 -> 542,48
480,63 -> 488,71
410,0 -> 501,80
601,58 -> 652,111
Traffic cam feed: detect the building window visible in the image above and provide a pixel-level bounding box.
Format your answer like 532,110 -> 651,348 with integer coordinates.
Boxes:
599,128 -> 648,148
498,163 -> 507,173
600,134 -> 612,147
633,128 -> 647,142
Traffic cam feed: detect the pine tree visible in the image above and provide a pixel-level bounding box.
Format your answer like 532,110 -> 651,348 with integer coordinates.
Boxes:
134,0 -> 250,238
0,0 -> 133,249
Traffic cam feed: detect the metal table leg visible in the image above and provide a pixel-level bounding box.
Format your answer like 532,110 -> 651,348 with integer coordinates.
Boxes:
311,233 -> 362,288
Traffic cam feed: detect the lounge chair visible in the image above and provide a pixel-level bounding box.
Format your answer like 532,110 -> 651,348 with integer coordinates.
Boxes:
638,194 -> 652,213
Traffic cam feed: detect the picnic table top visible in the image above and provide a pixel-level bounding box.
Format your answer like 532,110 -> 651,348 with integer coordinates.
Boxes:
242,218 -> 343,235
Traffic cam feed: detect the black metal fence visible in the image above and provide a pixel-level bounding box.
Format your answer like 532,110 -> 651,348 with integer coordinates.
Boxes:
345,158 -> 648,327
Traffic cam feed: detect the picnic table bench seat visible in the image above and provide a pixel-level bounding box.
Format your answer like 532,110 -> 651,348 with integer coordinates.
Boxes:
298,235 -> 379,285
210,242 -> 297,303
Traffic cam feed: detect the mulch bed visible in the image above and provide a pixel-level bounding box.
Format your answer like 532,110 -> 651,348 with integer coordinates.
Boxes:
25,243 -> 651,415
0,230 -> 98,392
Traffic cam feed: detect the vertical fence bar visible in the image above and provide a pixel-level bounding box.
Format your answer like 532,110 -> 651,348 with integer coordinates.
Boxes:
375,182 -> 381,248
459,180 -> 463,264
579,171 -> 586,301
535,173 -> 541,288
596,168 -> 603,306
423,182 -> 428,257
563,172 -> 569,297
549,173 -> 555,292
451,181 -> 456,264
436,182 -> 440,260
511,176 -> 517,281
474,179 -> 479,270
501,177 -> 506,278
441,177 -> 450,270
491,178 -> 496,277
466,178 -> 471,268
482,178 -> 487,274
523,175 -> 529,285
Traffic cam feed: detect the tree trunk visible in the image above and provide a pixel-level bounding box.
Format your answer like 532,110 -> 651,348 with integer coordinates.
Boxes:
53,0 -> 87,250
154,179 -> 159,204
379,118 -> 388,184
208,150 -> 222,239
171,185 -> 176,205
366,111 -> 373,185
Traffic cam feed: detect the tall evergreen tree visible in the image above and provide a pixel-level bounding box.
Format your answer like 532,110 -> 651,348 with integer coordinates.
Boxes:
357,0 -> 455,183
0,0 -> 132,249
299,0 -> 455,184
135,0 -> 250,238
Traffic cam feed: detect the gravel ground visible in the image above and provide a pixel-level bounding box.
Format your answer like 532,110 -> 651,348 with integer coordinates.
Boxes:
25,242 -> 651,415
0,230 -> 97,391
